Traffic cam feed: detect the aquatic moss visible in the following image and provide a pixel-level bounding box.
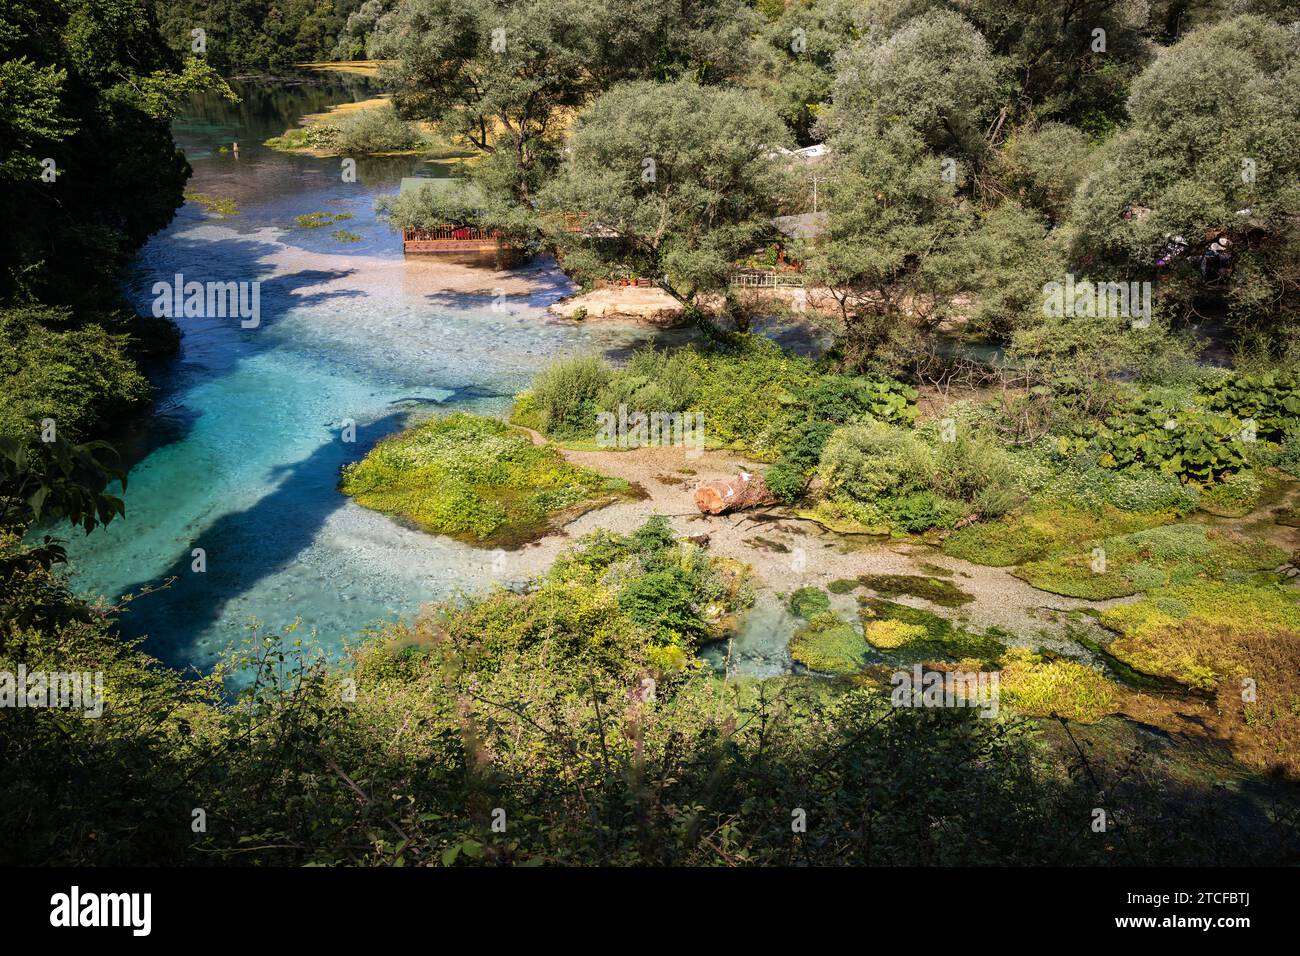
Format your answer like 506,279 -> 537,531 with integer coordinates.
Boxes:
997,648 -> 1119,723
294,211 -> 353,229
857,573 -> 973,607
1100,579 -> 1300,776
788,586 -> 831,620
864,619 -> 927,650
1014,523 -> 1286,599
184,192 -> 238,216
340,413 -> 633,548
942,501 -> 1170,566
827,578 -> 859,594
789,612 -> 868,674
1100,580 -> 1300,691
858,598 -> 1005,666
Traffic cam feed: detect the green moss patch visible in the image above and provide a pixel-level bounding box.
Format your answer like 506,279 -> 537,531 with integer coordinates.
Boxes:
1015,523 -> 1286,599
827,578 -> 860,594
1099,579 -> 1300,776
340,413 -> 634,548
788,586 -> 831,620
857,573 -> 973,607
943,501 -> 1170,566
858,598 -> 1005,666
789,612 -> 868,675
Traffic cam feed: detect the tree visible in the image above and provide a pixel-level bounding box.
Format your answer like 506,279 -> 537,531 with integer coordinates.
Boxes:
828,8 -> 1005,166
1067,15 -> 1300,343
746,0 -> 858,145
539,80 -> 792,305
802,124 -> 972,372
1,0 -> 233,305
372,0 -> 760,203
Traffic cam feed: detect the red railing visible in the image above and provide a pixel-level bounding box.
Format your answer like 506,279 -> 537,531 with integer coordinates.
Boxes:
402,225 -> 495,242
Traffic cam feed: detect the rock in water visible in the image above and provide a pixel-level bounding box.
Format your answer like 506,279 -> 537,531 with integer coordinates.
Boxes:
693,472 -> 777,514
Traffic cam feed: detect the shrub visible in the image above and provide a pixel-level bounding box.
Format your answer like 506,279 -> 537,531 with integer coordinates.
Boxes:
931,434 -> 1021,518
334,105 -> 424,153
818,422 -> 934,503
527,355 -> 612,438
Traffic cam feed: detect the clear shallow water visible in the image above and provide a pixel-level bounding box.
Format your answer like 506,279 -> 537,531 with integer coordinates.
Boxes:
59,77 -> 656,671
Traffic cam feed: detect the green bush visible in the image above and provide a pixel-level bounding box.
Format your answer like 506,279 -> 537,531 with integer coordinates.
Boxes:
525,355 -> 612,438
334,105 -> 424,154
1201,369 -> 1300,442
818,422 -> 934,504
931,434 -> 1021,518
0,306 -> 150,444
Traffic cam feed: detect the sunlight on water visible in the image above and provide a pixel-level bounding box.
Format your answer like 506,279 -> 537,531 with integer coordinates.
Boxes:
59,77 -> 656,671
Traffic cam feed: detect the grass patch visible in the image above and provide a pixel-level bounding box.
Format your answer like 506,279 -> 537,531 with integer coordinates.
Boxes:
1015,523 -> 1286,599
857,573 -> 973,607
997,648 -> 1120,723
789,612 -> 868,674
942,500 -> 1170,566
1099,579 -> 1300,777
339,413 -> 634,548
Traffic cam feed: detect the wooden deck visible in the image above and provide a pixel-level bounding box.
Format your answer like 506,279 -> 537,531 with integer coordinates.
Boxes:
402,225 -> 506,255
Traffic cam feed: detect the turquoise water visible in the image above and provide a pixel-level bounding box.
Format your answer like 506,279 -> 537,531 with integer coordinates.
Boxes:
60,77 -> 655,670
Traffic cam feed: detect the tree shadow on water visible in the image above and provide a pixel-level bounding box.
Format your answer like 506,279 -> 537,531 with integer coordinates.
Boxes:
108,410 -> 411,672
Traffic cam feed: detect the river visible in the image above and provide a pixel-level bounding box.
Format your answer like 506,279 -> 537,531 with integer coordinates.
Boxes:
60,74 -> 656,671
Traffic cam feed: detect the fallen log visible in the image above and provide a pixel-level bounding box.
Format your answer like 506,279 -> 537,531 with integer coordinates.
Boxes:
693,471 -> 778,514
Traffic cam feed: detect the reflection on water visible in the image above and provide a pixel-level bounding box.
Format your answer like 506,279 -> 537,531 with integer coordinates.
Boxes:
60,75 -> 658,673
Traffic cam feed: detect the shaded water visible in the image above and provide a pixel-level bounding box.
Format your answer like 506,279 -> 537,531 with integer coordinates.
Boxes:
60,75 -> 656,671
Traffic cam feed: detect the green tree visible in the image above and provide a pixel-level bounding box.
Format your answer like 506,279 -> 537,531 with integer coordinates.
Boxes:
540,80 -> 792,304
1068,15 -> 1300,342
829,8 -> 1005,166
803,124 -> 972,372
